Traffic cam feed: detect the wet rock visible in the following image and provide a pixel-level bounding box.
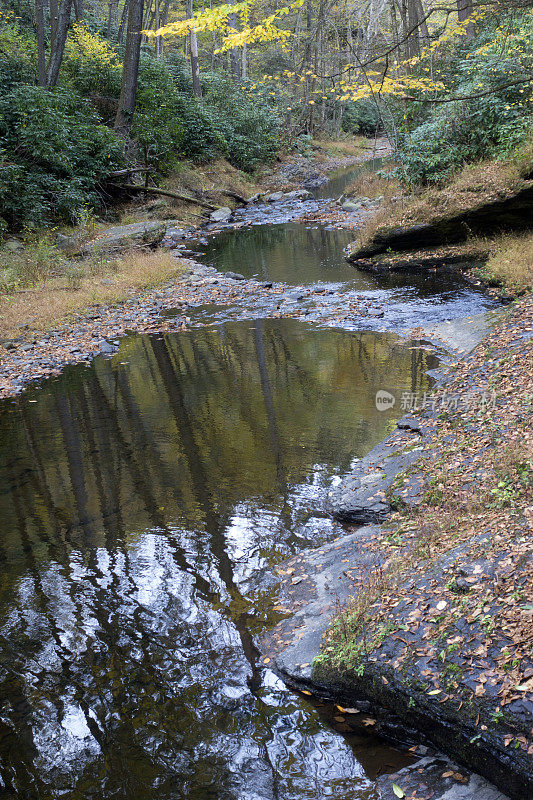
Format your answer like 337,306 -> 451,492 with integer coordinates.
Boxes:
284,190 -> 312,200
303,174 -> 328,189
210,207 -> 232,223
225,271 -> 246,281
267,192 -> 284,202
396,416 -> 422,433
377,756 -> 510,800
325,429 -> 424,523
98,341 -> 117,355
83,221 -> 166,254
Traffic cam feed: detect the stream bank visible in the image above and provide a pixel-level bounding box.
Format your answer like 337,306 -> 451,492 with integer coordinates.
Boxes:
261,295 -> 532,800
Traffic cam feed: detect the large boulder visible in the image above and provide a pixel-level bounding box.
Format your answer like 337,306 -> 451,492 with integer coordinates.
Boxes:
210,207 -> 232,223
83,221 -> 167,254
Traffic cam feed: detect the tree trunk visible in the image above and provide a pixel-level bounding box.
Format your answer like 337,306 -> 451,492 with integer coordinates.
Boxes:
153,0 -> 160,56
157,0 -> 170,53
407,0 -> 421,58
114,0 -> 145,139
187,0 -> 202,97
46,0 -> 73,88
141,0 -> 152,42
415,0 -> 429,45
457,0 -> 474,36
107,0 -> 118,40
229,12 -> 241,80
389,0 -> 400,63
117,0 -> 129,43
49,0 -> 59,49
73,0 -> 83,20
34,0 -> 47,86
241,41 -> 247,79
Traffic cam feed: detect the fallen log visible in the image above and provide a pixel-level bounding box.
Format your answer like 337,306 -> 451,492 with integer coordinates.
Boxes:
112,183 -> 220,210
107,167 -> 154,178
220,189 -> 249,205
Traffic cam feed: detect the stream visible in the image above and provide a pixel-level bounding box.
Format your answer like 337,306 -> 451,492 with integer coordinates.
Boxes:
0,170 -> 497,799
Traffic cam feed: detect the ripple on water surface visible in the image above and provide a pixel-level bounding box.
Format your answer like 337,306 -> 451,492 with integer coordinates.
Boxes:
0,319 -> 438,799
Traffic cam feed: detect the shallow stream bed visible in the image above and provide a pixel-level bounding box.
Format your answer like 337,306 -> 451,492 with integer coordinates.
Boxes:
0,171 -> 498,799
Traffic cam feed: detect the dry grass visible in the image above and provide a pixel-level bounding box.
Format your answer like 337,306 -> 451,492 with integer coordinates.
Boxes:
0,248 -> 185,337
354,158 -> 529,252
312,136 -> 369,158
396,160 -> 523,226
345,170 -> 403,201
478,231 -> 533,294
113,158 -> 260,227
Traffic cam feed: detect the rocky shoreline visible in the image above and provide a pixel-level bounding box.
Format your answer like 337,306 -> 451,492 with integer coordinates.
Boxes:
260,295 -> 532,800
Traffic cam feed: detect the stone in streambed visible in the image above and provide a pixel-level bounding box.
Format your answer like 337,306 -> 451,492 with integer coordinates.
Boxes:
342,201 -> 362,212
377,756 -> 509,800
283,190 -> 312,200
210,207 -> 232,223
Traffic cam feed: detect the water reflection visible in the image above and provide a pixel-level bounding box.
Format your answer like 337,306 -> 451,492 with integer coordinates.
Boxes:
203,223 -> 360,284
0,319 -> 435,799
200,223 -> 492,323
311,158 -> 384,200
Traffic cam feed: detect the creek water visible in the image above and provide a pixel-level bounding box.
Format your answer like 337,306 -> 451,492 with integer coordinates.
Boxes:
200,223 -> 494,333
311,157 -> 384,199
0,171 -> 493,799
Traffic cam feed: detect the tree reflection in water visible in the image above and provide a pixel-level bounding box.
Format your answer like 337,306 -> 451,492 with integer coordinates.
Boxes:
0,319 -> 436,799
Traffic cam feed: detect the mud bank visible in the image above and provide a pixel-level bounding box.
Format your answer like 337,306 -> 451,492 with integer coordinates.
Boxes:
261,296 -> 533,800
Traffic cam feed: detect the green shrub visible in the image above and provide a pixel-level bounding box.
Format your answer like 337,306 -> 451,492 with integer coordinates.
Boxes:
63,23 -> 122,100
342,99 -> 380,136
0,86 -> 123,226
396,11 -> 533,185
0,9 -> 36,92
201,73 -> 281,170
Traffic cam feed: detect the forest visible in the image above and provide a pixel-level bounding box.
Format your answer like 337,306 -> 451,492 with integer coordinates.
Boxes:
0,0 -> 531,229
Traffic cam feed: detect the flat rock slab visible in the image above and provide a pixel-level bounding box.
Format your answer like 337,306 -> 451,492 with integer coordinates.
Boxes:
378,756 -> 510,800
325,425 -> 426,523
263,525 -> 383,682
419,309 -> 507,355
84,221 -> 166,253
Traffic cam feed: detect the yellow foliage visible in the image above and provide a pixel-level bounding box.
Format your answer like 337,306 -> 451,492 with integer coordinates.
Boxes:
145,0 -> 303,52
65,23 -> 121,68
